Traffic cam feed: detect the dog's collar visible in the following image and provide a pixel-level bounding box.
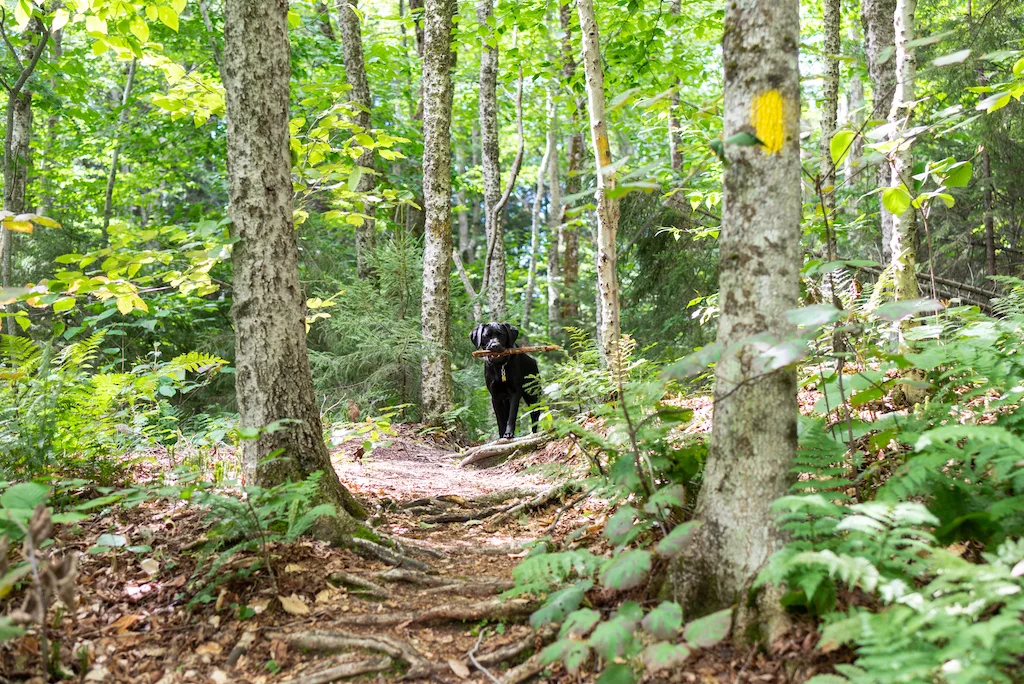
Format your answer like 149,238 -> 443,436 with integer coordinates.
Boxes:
486,354 -> 511,382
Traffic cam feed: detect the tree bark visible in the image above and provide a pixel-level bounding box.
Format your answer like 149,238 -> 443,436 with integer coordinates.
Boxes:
39,30 -> 62,217
862,0 -> 897,262
546,89 -> 562,337
419,0 -> 457,424
522,102 -> 554,332
223,0 -> 365,528
888,0 -> 919,306
337,0 -> 377,279
844,72 -> 865,183
668,0 -> 683,170
101,58 -> 138,247
669,0 -> 801,644
820,0 -> 840,232
477,0 -> 504,319
558,3 -> 582,323
315,1 -> 335,40
576,0 -> 621,367
455,143 -> 474,263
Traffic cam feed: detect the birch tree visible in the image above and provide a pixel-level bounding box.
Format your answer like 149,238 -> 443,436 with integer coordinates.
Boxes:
820,0 -> 840,236
222,0 -> 364,528
559,3 -> 581,323
862,0 -> 897,260
477,0 -> 505,319
577,0 -> 621,367
887,0 -> 919,305
337,0 -> 377,279
419,0 -> 457,424
546,89 -> 562,335
670,0 -> 801,641
522,92 -> 555,332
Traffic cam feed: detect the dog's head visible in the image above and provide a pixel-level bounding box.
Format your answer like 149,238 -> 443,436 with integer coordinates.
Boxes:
470,322 -> 519,353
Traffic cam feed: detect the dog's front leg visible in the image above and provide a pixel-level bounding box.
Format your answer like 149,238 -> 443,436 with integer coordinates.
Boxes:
491,393 -> 509,440
504,394 -> 521,439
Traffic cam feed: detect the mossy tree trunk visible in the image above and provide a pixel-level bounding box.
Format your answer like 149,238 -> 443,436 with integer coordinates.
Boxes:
668,0 -> 801,644
222,0 -> 365,533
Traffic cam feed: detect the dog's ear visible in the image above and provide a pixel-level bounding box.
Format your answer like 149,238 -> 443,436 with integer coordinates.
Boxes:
469,325 -> 484,349
504,323 -> 519,347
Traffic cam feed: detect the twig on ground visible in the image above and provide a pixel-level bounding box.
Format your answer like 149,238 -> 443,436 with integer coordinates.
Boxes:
543,486 -> 595,536
350,537 -> 433,572
286,656 -> 392,684
468,628 -> 502,684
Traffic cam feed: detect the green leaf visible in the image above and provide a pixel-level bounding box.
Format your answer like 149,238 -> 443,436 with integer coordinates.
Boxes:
596,664 -> 635,684
0,616 -> 26,641
600,549 -> 652,591
94,533 -> 127,549
683,609 -> 732,649
829,130 -> 856,165
14,0 -> 31,29
872,298 -> 944,321
603,506 -> 638,546
589,615 -> 637,659
724,131 -> 762,147
655,520 -> 702,558
354,133 -> 375,147
158,5 -> 179,31
85,15 -> 108,35
1,482 -> 49,512
881,186 -> 912,215
530,580 -> 592,629
559,608 -> 602,639
130,16 -> 150,43
944,161 -> 973,188
641,601 -> 683,640
641,642 -> 692,672
51,8 -> 70,31
1013,57 -> 1024,76
52,297 -> 76,314
932,49 -> 971,67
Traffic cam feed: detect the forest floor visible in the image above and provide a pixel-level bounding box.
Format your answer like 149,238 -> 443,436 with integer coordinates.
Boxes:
2,423 -> 845,684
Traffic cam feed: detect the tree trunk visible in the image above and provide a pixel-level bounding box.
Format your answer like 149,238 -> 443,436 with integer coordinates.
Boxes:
522,105 -> 554,332
546,89 -> 562,337
455,144 -> 474,263
888,0 -> 919,305
576,0 -> 621,367
315,1 -> 335,40
337,0 -> 377,279
844,73 -> 865,183
559,3 -> 582,323
983,150 -> 996,277
419,0 -> 457,424
2,90 -> 32,298
669,0 -> 801,644
477,0 -> 504,319
668,0 -> 683,170
820,0 -> 839,231
101,59 -> 138,247
223,0 -> 365,529
862,0 -> 897,262
39,30 -> 63,217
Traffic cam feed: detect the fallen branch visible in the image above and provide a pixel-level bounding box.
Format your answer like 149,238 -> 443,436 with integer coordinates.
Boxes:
484,482 -> 580,531
383,536 -> 446,560
286,656 -> 392,684
322,597 -> 535,627
500,651 -> 548,684
471,344 -> 560,359
274,631 -> 435,678
376,567 -> 452,587
384,538 -> 538,557
420,578 -> 514,597
328,570 -> 390,598
350,537 -> 432,572
459,434 -> 551,468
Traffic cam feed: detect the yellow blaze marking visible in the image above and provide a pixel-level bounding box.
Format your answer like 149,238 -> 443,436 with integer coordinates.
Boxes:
752,90 -> 786,155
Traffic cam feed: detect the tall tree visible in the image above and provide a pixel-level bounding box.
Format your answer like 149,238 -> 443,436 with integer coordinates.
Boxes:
670,0 -> 801,641
820,0 -> 840,234
1,14 -> 49,335
419,0 -> 457,424
559,3 -> 582,323
222,0 -> 364,527
576,0 -> 621,366
101,58 -> 138,247
522,92 -> 554,332
477,0 -> 505,318
668,0 -> 683,170
546,88 -> 562,336
862,0 -> 897,261
337,0 -> 377,279
888,0 -> 919,306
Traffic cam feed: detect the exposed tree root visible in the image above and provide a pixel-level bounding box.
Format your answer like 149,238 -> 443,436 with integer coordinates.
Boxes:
484,482 -> 580,531
420,578 -> 513,596
499,652 -> 547,684
543,487 -> 594,535
458,434 -> 551,468
468,628 -> 501,684
286,656 -> 392,684
386,538 -> 537,557
350,537 -> 433,572
376,568 -> 452,587
274,631 -> 436,678
321,597 -> 536,627
476,626 -> 555,667
384,535 -> 446,559
328,570 -> 390,597
423,506 -> 505,524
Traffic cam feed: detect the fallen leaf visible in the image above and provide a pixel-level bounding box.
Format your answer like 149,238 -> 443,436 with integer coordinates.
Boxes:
106,614 -> 142,635
84,665 -> 110,682
196,641 -> 223,655
210,670 -> 229,684
316,587 -> 343,603
250,597 -> 271,614
448,659 -> 470,679
208,615 -> 221,628
278,593 -> 310,616
285,563 -> 305,573
140,559 -> 160,576
165,575 -> 186,588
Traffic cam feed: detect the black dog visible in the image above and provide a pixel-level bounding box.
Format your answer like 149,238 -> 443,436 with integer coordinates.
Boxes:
470,322 -> 540,439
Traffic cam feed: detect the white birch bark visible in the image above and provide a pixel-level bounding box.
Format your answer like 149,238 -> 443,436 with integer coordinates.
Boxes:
558,3 -> 581,323
546,89 -> 563,336
223,0 -> 364,527
888,0 -> 919,304
522,114 -> 553,332
862,0 -> 897,261
669,0 -> 801,642
820,0 -> 840,239
477,0 -> 505,319
576,0 -> 621,368
419,0 -> 457,424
